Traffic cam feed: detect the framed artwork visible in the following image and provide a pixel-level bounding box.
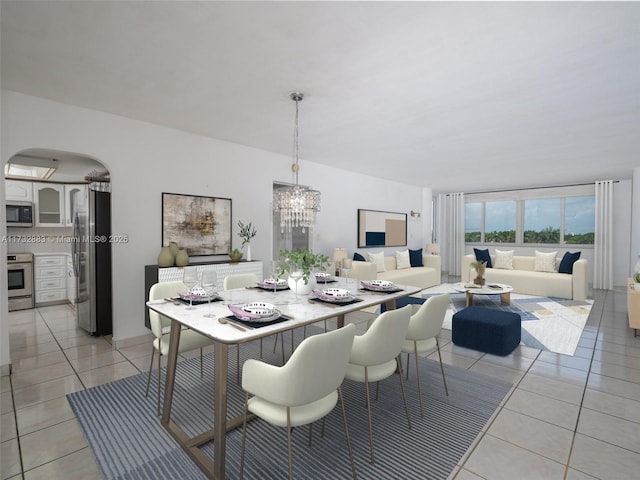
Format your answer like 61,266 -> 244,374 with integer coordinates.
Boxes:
162,192 -> 232,256
358,209 -> 407,248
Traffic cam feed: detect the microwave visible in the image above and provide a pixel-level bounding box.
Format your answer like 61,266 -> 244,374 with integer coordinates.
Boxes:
6,201 -> 34,227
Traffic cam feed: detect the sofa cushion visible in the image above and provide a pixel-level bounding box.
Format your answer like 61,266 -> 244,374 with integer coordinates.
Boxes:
534,250 -> 558,273
494,249 -> 514,269
353,252 -> 366,262
368,251 -> 386,272
474,248 -> 493,268
409,248 -> 424,267
558,251 -> 581,274
395,250 -> 411,269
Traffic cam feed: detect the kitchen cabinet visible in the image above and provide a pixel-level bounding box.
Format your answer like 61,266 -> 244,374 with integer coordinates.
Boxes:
64,184 -> 86,226
5,180 -> 34,202
144,260 -> 263,328
35,254 -> 67,306
34,183 -> 65,226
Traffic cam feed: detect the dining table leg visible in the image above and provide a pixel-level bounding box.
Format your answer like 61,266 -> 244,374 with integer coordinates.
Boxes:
213,341 -> 229,479
161,320 -> 181,423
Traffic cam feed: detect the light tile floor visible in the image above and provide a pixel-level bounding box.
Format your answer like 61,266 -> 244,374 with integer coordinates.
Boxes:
1,286 -> 639,479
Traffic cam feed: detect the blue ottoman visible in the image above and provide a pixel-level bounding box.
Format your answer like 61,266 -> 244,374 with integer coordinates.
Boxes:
452,307 -> 521,356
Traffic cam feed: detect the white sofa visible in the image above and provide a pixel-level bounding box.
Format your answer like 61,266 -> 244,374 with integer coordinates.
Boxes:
461,253 -> 588,301
351,254 -> 441,289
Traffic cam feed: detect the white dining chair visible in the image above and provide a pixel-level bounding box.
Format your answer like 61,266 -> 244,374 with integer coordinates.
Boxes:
344,304 -> 412,464
223,273 -> 259,383
145,281 -> 213,415
401,293 -> 450,417
240,323 -> 358,480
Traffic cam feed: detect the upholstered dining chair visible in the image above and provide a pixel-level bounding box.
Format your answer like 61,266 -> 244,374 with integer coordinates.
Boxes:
240,323 -> 358,480
401,292 -> 450,417
145,281 -> 213,415
223,273 -> 260,382
344,304 -> 412,464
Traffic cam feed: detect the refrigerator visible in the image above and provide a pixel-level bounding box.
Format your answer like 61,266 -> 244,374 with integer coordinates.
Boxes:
73,188 -> 113,335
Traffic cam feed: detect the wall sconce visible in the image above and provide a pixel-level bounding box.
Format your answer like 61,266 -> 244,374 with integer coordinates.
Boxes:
410,210 -> 421,220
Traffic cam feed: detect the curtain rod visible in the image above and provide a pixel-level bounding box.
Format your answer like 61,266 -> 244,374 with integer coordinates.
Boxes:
446,180 -> 619,196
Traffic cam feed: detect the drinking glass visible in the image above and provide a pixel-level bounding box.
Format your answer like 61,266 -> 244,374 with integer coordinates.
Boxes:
201,270 -> 218,318
342,259 -> 352,290
182,267 -> 198,310
270,260 -> 280,293
288,263 -> 303,301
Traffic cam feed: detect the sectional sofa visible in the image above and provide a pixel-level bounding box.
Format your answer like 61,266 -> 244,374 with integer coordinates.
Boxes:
461,251 -> 588,301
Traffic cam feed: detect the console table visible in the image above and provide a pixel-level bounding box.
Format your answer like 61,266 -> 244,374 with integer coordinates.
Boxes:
144,260 -> 263,328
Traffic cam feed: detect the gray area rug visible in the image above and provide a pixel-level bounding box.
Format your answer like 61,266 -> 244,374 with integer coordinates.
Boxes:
68,326 -> 512,479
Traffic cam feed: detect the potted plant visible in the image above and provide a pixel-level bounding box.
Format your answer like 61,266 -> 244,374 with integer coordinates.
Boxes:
278,249 -> 330,294
471,260 -> 487,286
238,220 -> 257,261
229,248 -> 243,263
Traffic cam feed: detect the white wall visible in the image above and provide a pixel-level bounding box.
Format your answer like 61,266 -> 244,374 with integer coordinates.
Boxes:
1,90 -> 430,363
631,168 -> 640,277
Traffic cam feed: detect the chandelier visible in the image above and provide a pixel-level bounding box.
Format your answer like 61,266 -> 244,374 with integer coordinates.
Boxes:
273,92 -> 321,232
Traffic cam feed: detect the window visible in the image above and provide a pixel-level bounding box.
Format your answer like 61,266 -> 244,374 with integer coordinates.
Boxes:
485,201 -> 516,243
464,203 -> 481,242
524,198 -> 561,244
564,196 -> 595,244
465,190 -> 594,247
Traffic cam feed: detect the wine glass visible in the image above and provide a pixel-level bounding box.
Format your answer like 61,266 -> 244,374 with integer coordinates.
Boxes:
341,259 -> 352,290
182,267 -> 198,310
201,270 -> 218,318
288,263 -> 303,301
270,260 -> 280,293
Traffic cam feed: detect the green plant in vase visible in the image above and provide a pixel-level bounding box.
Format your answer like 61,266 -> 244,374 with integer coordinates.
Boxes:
471,260 -> 487,285
238,221 -> 257,261
277,249 -> 330,285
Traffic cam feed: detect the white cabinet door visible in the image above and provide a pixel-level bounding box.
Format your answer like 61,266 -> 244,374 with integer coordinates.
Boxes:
6,180 -> 33,202
33,183 -> 65,226
64,184 -> 86,226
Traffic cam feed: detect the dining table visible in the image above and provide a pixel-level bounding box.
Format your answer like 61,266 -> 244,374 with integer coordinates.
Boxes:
146,276 -> 422,479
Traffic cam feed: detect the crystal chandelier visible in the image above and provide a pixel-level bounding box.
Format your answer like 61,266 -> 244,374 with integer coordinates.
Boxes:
273,92 -> 321,232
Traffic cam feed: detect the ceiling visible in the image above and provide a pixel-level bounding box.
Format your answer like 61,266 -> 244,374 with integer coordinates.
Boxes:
2,1 -> 639,193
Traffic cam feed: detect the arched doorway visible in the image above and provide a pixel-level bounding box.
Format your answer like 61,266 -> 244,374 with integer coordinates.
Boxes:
4,148 -> 112,336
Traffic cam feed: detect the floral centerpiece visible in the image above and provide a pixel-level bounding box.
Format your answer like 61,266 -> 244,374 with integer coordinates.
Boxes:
278,249 -> 330,285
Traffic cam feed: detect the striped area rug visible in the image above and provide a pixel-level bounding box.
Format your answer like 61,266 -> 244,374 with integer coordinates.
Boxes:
68,327 -> 512,479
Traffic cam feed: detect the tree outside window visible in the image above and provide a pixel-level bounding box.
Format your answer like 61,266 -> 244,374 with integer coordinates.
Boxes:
524,198 -> 561,243
565,196 -> 595,244
485,201 -> 516,243
465,202 -> 481,242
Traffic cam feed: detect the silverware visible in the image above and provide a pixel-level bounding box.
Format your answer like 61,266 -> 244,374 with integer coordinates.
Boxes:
218,317 -> 247,331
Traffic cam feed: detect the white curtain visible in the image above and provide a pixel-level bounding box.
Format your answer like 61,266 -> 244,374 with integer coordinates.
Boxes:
438,193 -> 465,276
594,180 -> 614,290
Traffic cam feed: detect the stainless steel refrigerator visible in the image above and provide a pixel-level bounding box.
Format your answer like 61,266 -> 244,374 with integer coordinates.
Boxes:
72,188 -> 112,335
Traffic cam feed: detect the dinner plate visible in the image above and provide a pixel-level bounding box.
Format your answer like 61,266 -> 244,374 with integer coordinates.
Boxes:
178,291 -> 216,302
257,279 -> 288,290
315,272 -> 334,282
312,288 -> 355,303
360,280 -> 397,291
228,303 -> 281,322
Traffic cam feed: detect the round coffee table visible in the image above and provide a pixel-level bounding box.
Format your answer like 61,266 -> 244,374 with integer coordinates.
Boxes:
453,282 -> 514,307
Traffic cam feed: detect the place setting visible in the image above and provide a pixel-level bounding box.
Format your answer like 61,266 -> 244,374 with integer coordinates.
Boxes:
309,287 -> 363,307
359,279 -> 403,294
225,301 -> 292,328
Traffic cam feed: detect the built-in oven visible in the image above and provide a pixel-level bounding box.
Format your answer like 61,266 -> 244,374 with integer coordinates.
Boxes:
6,201 -> 34,227
8,253 -> 34,311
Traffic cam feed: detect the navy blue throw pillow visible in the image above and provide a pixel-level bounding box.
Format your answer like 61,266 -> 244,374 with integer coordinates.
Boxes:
409,248 -> 424,267
473,248 -> 493,268
353,252 -> 366,262
558,251 -> 581,274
